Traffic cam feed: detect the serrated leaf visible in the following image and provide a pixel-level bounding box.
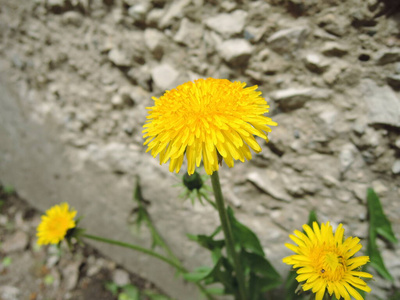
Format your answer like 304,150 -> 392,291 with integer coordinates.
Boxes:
227,207 -> 264,256
367,235 -> 393,281
367,188 -> 395,281
367,188 -> 398,244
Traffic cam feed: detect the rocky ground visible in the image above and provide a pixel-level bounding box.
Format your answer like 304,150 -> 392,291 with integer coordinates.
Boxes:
0,185 -> 169,300
1,0 -> 400,299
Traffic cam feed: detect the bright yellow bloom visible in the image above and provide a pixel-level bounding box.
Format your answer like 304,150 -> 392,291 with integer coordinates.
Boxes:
37,203 -> 77,245
143,78 -> 277,175
283,222 -> 372,300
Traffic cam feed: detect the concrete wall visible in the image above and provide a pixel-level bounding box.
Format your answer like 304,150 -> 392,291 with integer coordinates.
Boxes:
0,66 -> 216,299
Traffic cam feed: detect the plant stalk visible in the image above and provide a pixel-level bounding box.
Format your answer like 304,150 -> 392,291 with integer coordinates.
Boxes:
210,171 -> 247,300
83,233 -> 215,300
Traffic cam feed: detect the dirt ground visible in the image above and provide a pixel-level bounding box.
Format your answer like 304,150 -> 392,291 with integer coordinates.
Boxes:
0,185 -> 168,300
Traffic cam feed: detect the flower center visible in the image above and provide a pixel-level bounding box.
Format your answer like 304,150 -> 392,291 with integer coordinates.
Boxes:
48,216 -> 69,236
319,251 -> 346,281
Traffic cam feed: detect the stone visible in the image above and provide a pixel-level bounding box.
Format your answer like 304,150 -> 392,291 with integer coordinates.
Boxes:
1,230 -> 29,253
387,74 -> 400,89
62,11 -> 83,27
151,64 -> 180,91
158,0 -> 191,29
113,268 -> 130,286
321,41 -> 349,57
317,13 -> 350,37
270,87 -> 331,111
146,8 -> 164,27
393,160 -> 400,174
303,53 -> 329,73
204,10 -> 247,38
339,143 -> 357,174
267,26 -> 310,53
174,18 -> 203,48
217,39 -> 253,66
144,29 -> 165,59
108,48 -> 131,67
0,286 -> 20,300
47,0 -> 70,14
247,171 -> 291,202
361,79 -> 400,128
128,2 -> 150,22
62,262 -> 81,291
375,48 -> 400,65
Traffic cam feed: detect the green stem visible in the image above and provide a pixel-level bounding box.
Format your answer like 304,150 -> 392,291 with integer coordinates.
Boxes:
83,233 -> 215,300
84,233 -> 185,271
210,171 -> 247,300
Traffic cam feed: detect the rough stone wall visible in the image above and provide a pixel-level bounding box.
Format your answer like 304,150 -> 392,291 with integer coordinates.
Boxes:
0,0 -> 399,299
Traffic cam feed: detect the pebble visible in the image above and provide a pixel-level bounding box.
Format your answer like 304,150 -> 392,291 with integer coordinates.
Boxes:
321,41 -> 349,56
375,48 -> 400,65
174,18 -> 203,48
247,171 -> 291,202
393,160 -> 400,174
267,26 -> 309,53
205,10 -> 247,38
361,79 -> 400,128
158,0 -> 191,29
127,2 -> 150,22
62,262 -> 81,291
108,48 -> 131,67
1,230 -> 29,253
217,39 -> 253,66
144,28 -> 165,59
303,53 -> 330,73
47,0 -> 69,14
339,143 -> 357,173
270,87 -> 331,111
0,286 -> 20,300
113,268 -> 130,286
317,13 -> 350,37
151,64 -> 179,90
387,74 -> 400,89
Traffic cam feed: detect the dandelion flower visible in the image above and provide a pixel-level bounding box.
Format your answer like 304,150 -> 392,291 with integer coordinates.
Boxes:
37,203 -> 77,245
283,222 -> 372,300
143,78 -> 277,175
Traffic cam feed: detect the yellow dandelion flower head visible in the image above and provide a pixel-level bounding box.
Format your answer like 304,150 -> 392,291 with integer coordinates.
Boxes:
143,78 -> 277,175
36,203 -> 77,245
283,222 -> 372,300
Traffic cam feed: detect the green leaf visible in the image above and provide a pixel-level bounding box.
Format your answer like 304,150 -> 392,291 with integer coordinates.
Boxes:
242,251 -> 282,292
307,210 -> 318,227
121,284 -> 140,300
367,234 -> 393,281
1,256 -> 12,267
187,226 -> 224,262
3,185 -> 15,195
284,270 -> 305,300
104,281 -> 119,296
367,188 -> 398,244
367,188 -> 396,281
183,266 -> 213,282
227,207 -> 265,256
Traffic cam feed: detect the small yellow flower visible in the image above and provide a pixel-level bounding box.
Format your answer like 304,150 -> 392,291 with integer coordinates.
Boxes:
283,222 -> 372,300
143,78 -> 277,175
37,203 -> 77,245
